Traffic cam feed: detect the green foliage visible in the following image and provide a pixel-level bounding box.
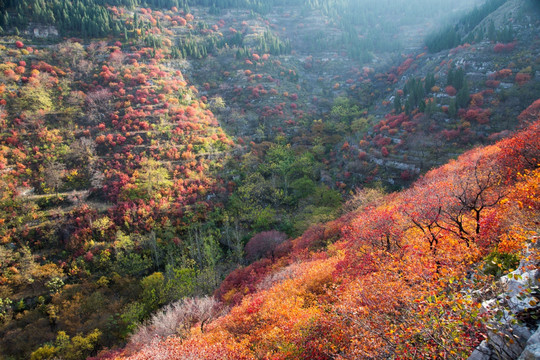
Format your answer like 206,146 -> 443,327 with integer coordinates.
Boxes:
0,297 -> 12,323
120,301 -> 146,337
140,272 -> 167,313
447,66 -> 465,90
331,97 -> 363,123
403,77 -> 426,113
123,160 -> 172,200
29,345 -> 56,360
30,329 -> 101,360
113,252 -> 152,277
10,84 -> 53,114
456,83 -> 470,109
482,251 -> 520,278
45,277 -> 64,294
253,206 -> 278,232
6,0 -> 123,37
291,177 -> 316,200
164,265 -> 196,302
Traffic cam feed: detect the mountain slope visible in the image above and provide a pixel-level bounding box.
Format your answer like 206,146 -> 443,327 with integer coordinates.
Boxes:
0,0 -> 538,358
105,112 -> 540,359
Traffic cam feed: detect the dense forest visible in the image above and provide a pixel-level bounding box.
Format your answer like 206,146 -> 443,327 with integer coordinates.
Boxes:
0,0 -> 538,358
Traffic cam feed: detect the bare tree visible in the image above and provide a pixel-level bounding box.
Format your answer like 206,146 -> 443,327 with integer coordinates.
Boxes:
85,88 -> 113,125
130,296 -> 224,346
68,137 -> 96,167
342,186 -> 386,214
52,41 -> 85,68
43,162 -> 65,195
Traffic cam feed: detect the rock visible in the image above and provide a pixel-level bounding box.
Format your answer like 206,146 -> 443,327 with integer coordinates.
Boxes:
470,243 -> 539,359
487,324 -> 531,360
25,24 -> 59,38
501,268 -> 539,313
518,327 -> 540,360
468,340 -> 491,360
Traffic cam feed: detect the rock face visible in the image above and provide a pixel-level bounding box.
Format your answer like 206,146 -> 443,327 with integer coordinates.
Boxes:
468,249 -> 540,360
518,327 -> 540,360
25,24 -> 59,38
469,341 -> 492,360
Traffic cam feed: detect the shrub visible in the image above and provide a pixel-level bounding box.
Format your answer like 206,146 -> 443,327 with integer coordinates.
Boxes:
245,230 -> 287,262
482,251 -> 519,277
130,297 -> 222,345
445,85 -> 457,96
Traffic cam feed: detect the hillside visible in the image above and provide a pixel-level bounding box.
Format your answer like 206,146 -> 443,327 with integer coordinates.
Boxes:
103,112 -> 540,360
0,0 -> 538,358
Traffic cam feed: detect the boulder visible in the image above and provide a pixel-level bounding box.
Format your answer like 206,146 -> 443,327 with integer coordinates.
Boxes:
518,327 -> 540,360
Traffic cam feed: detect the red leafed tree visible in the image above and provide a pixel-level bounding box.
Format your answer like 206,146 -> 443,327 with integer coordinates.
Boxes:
245,230 -> 287,262
445,85 -> 457,96
518,98 -> 540,124
515,73 -> 531,86
444,148 -> 507,246
347,205 -> 404,252
402,179 -> 448,253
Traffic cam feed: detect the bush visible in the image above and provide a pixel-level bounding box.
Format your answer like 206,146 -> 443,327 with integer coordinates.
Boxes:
482,251 -> 520,278
245,230 -> 287,262
130,297 -> 222,345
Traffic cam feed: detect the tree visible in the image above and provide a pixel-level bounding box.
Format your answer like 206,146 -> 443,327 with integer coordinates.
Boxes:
123,159 -> 172,200
54,41 -> 85,68
347,203 -> 404,252
445,151 -> 506,243
402,180 -> 447,253
43,162 -> 65,195
140,272 -> 167,313
85,88 -> 112,124
517,99 -> 540,124
130,296 -> 223,346
245,230 -> 287,262
67,137 -> 96,168
12,83 -> 53,114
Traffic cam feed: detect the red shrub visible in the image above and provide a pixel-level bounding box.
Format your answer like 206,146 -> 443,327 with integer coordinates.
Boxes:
445,86 -> 457,96
518,99 -> 540,124
493,42 -> 516,53
245,230 -> 287,262
515,73 -> 531,86
493,69 -> 512,79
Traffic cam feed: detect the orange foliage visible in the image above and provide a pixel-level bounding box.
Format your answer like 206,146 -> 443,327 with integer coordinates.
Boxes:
107,91 -> 540,360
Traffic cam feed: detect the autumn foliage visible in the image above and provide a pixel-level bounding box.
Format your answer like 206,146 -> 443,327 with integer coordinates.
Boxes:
106,115 -> 540,360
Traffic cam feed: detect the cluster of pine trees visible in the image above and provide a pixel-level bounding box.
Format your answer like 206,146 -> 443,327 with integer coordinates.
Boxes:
447,66 -> 470,115
1,0 -> 123,37
425,0 -> 508,52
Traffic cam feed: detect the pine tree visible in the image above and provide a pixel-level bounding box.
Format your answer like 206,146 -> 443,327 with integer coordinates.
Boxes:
487,20 -> 496,41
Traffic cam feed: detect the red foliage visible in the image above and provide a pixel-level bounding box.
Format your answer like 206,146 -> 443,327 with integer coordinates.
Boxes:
518,98 -> 540,124
214,258 -> 273,305
493,42 -> 516,53
445,86 -> 457,96
515,72 -> 531,86
493,69 -> 512,80
397,57 -> 414,76
245,230 -> 288,262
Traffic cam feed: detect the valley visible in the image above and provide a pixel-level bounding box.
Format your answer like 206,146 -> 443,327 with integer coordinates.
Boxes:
0,0 -> 538,359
